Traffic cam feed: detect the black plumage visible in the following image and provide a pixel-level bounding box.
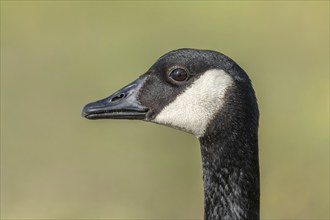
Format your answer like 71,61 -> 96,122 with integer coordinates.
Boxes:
82,48 -> 260,220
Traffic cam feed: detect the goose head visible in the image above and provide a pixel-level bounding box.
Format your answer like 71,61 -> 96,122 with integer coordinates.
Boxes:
82,48 -> 256,138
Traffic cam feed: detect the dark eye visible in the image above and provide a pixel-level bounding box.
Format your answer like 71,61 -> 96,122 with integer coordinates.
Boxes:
169,68 -> 188,81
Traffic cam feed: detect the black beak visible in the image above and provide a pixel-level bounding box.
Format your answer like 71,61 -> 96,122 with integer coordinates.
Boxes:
82,75 -> 149,120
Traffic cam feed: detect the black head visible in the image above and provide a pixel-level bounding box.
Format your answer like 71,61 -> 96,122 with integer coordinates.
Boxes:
82,48 -> 256,138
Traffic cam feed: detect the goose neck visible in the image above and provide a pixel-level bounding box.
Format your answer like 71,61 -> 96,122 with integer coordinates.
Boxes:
199,131 -> 260,220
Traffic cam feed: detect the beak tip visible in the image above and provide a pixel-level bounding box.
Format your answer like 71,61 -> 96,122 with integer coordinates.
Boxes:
81,103 -> 93,119
81,110 -> 87,118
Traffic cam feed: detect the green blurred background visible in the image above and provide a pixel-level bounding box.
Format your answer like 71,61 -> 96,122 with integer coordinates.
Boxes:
1,1 -> 329,219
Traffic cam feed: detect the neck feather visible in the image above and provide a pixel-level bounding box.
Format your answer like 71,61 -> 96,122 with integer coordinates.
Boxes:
199,83 -> 260,220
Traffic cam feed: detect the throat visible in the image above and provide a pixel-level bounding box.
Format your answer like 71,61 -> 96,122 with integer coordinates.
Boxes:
199,132 -> 260,220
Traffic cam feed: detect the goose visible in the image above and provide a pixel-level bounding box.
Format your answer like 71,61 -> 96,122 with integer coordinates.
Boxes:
82,48 -> 260,220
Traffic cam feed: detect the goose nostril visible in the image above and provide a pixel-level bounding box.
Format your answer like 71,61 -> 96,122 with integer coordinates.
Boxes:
111,93 -> 126,102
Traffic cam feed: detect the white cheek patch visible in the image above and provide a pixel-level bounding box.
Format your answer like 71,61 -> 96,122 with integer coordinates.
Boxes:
153,69 -> 233,138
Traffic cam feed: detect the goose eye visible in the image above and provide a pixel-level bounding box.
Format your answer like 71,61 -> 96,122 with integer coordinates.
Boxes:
169,68 -> 188,81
